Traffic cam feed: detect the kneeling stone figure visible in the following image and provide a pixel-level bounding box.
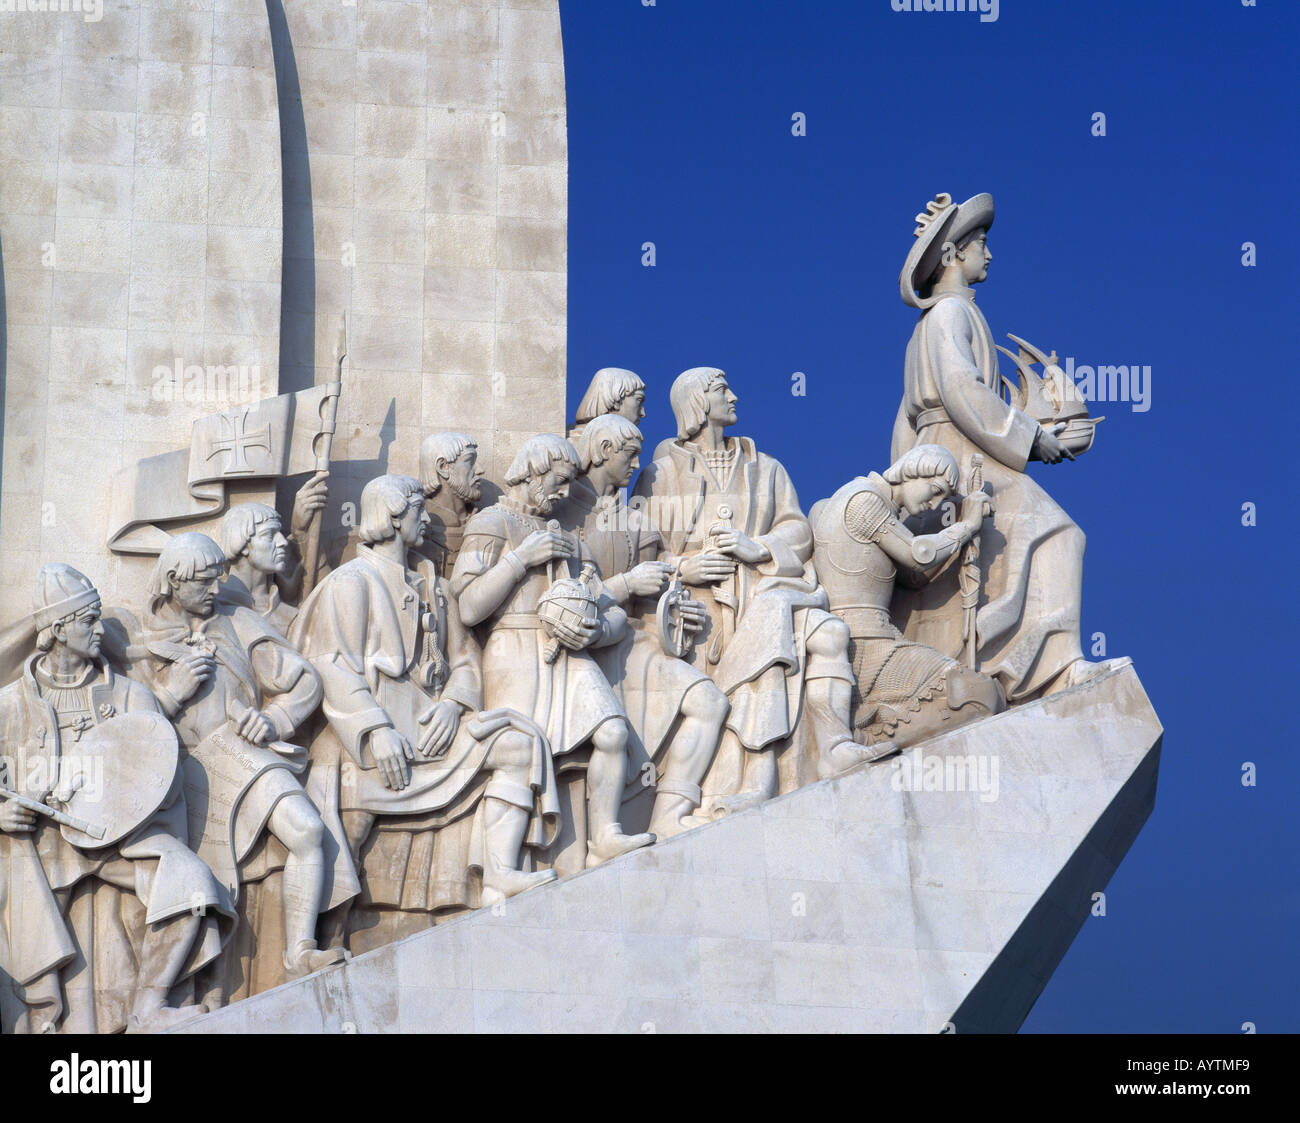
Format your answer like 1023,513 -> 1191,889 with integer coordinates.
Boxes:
810,445 -> 1005,747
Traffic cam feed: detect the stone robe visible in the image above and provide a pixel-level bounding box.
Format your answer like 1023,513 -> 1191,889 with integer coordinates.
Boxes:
632,436 -> 832,756
0,657 -> 231,1034
290,545 -> 559,918
891,291 -> 1086,701
556,477 -> 715,777
452,500 -> 628,766
134,604 -> 327,898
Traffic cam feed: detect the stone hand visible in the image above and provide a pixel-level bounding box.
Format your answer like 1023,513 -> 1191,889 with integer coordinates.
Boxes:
680,552 -> 737,585
712,529 -> 770,565
1032,424 -> 1067,465
0,800 -> 37,833
369,727 -> 414,791
552,616 -> 600,651
237,709 -> 275,745
678,598 -> 708,634
515,529 -> 575,569
168,651 -> 215,702
291,470 -> 330,535
960,491 -> 993,527
624,561 -> 671,597
417,700 -> 461,758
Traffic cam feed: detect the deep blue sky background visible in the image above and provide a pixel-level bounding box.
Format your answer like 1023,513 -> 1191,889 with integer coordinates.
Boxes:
558,0 -> 1298,1032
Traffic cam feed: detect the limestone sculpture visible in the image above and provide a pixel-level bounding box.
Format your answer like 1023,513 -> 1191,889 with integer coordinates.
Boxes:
633,368 -> 893,817
0,566 -> 233,1034
416,433 -> 486,583
569,367 -> 648,446
451,436 -> 655,871
290,475 -> 559,950
129,534 -> 345,1000
559,415 -> 729,838
891,192 -> 1128,700
809,445 -> 1005,748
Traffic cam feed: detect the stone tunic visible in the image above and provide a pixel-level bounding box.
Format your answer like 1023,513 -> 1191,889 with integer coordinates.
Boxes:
0,656 -> 231,1034
633,436 -> 844,753
891,291 -> 1086,700
451,500 -> 627,768
134,603 -> 324,899
556,476 -> 717,775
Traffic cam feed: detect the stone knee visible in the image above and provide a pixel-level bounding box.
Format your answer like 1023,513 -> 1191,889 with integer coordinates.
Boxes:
271,793 -> 325,858
805,613 -> 854,680
486,728 -> 535,784
590,716 -> 629,757
681,679 -> 730,726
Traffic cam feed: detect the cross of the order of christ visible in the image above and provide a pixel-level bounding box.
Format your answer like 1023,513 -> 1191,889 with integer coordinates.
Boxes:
206,409 -> 272,475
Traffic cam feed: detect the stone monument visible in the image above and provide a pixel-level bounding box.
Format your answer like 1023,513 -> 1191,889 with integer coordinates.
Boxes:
0,3 -> 1161,1034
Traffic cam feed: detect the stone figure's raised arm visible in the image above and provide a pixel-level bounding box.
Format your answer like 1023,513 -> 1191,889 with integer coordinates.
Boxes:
927,298 -> 1039,472
243,625 -> 323,740
846,488 -> 975,590
450,518 -> 521,627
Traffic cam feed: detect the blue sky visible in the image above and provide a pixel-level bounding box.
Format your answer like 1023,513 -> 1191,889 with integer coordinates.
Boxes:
559,0 -> 1298,1032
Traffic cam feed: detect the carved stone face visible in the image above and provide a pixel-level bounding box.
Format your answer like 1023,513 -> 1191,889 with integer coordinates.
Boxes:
172,566 -> 222,618
607,439 -> 642,488
529,458 -> 576,514
56,604 -> 104,661
899,477 -> 951,518
960,230 -> 992,284
705,376 -> 738,428
445,448 -> 483,505
616,390 -> 646,424
245,518 -> 289,576
397,496 -> 430,547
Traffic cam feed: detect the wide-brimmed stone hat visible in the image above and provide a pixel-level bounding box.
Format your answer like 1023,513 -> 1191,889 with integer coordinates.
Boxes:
899,191 -> 995,309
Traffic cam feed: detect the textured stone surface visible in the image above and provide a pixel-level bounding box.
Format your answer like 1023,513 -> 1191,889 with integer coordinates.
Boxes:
0,0 -> 569,619
174,663 -> 1161,1034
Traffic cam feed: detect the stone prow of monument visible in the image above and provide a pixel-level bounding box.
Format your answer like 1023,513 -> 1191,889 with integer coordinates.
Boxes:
172,665 -> 1160,1034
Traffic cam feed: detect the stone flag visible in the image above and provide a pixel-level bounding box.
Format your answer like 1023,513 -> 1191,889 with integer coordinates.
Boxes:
106,385 -> 341,555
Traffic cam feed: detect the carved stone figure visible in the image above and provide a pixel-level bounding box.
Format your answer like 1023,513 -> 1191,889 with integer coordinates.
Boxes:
559,416 -> 729,837
0,565 -> 233,1034
892,192 -> 1127,700
131,534 -> 344,998
452,435 -> 655,870
569,367 -> 647,445
218,502 -> 300,635
290,475 -> 559,945
634,368 -> 888,815
416,433 -> 485,582
810,446 -> 1005,749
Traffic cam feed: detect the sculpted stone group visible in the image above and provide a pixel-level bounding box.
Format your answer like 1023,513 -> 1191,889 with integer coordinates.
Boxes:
0,192 -> 1126,1032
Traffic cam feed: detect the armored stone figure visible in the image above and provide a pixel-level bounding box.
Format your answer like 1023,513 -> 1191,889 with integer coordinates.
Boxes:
452,435 -> 654,870
569,367 -> 647,445
0,565 -> 232,1034
810,446 -> 1005,748
132,533 -> 344,995
559,416 -> 729,837
634,368 -> 887,814
290,475 -> 559,943
892,192 -> 1126,700
416,432 -> 486,582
